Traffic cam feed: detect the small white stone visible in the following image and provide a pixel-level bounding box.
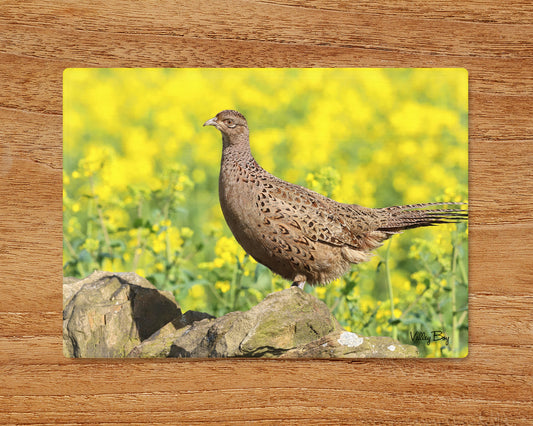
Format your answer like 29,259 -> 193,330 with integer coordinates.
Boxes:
388,345 -> 396,351
338,332 -> 364,347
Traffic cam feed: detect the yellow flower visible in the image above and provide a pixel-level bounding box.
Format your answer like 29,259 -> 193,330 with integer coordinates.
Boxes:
152,237 -> 166,254
198,261 -> 213,270
214,236 -> 246,265
102,257 -> 117,271
360,297 -> 374,312
81,238 -> 99,252
66,217 -> 80,235
79,145 -> 115,176
166,227 -> 184,249
192,168 -> 206,184
189,284 -> 205,299
411,270 -> 429,284
180,227 -> 194,239
406,184 -> 430,203
215,280 -> 231,293
213,258 -> 224,268
105,208 -> 129,232
315,286 -> 327,299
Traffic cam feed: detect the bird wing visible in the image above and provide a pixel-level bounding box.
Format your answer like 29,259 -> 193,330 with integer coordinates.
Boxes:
254,173 -> 466,253
256,176 -> 383,250
251,172 -> 468,251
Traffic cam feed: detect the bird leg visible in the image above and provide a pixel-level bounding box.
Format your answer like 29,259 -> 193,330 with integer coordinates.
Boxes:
291,281 -> 306,290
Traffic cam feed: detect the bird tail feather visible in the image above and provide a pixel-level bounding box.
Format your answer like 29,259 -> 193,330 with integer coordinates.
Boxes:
378,202 -> 468,233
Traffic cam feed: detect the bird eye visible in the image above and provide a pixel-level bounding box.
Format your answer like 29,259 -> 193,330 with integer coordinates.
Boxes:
223,119 -> 236,128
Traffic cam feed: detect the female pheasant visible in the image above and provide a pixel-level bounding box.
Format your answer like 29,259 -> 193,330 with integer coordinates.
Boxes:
204,110 -> 467,289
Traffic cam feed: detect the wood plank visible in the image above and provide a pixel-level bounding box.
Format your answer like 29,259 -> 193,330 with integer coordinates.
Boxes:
1,31 -> 533,96
0,388 -> 530,424
259,0 -> 533,24
1,336 -> 532,376
1,351 -> 531,396
1,1 -> 531,58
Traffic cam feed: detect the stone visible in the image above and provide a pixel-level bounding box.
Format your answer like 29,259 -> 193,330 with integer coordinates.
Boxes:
279,330 -> 419,358
63,271 -> 181,358
64,271 -> 419,359
127,311 -> 215,358
163,287 -> 342,358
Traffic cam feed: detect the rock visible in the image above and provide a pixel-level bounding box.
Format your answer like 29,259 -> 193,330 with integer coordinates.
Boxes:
63,276 -> 85,308
128,287 -> 342,358
168,311 -> 245,358
155,287 -> 342,358
64,271 -> 419,359
127,311 -> 215,358
63,271 -> 181,357
161,288 -> 417,358
279,330 -> 419,358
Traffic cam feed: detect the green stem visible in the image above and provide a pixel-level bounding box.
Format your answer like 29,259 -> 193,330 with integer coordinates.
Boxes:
230,257 -> 243,311
132,198 -> 144,271
63,235 -> 87,277
163,202 -> 173,285
450,240 -> 459,357
87,185 -> 94,244
384,239 -> 397,340
87,172 -> 111,254
456,310 -> 468,328
96,204 -> 111,253
208,282 -> 232,309
457,247 -> 468,285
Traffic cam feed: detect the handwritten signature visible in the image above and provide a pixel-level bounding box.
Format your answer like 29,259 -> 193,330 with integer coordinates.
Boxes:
409,330 -> 450,346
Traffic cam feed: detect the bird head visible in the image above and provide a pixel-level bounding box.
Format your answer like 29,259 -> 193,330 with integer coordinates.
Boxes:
203,110 -> 249,146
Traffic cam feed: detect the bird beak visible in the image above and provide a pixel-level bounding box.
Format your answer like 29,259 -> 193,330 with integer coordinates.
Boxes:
203,117 -> 218,127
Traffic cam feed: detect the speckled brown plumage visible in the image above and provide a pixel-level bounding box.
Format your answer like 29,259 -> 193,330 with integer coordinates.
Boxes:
204,110 -> 467,288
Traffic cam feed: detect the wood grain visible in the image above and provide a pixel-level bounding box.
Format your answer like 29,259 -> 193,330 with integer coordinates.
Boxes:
1,0 -> 532,423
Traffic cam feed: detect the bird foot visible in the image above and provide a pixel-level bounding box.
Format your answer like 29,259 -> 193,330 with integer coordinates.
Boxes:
291,281 -> 306,290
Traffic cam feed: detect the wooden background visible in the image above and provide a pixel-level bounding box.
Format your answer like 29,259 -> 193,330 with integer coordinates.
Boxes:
1,1 -> 532,423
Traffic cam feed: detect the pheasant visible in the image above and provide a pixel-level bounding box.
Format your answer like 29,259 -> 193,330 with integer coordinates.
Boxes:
204,110 -> 467,289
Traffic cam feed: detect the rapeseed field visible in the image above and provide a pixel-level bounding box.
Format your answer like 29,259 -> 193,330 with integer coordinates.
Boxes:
63,68 -> 468,357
